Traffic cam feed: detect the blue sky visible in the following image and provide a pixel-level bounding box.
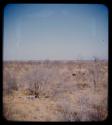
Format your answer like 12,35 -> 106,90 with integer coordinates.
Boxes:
3,4 -> 108,60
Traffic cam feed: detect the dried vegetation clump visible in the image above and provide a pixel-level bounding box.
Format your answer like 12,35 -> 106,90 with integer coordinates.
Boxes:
3,60 -> 108,121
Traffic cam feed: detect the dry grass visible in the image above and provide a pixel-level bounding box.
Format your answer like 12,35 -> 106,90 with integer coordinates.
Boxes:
3,60 -> 108,121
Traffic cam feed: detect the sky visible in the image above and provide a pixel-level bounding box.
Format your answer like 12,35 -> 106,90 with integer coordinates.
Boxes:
3,4 -> 108,60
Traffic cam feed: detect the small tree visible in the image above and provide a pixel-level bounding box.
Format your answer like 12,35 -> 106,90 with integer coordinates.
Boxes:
89,56 -> 100,90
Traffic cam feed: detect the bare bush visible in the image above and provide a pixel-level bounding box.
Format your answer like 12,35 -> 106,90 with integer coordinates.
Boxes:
3,70 -> 18,95
57,96 -> 107,121
76,96 -> 107,121
56,98 -> 80,121
90,104 -> 107,121
23,67 -> 55,98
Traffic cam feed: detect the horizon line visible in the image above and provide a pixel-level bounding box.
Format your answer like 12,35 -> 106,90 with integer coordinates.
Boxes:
3,59 -> 108,62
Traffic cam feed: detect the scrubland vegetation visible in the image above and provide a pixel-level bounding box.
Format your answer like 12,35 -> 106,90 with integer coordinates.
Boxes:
3,60 -> 108,121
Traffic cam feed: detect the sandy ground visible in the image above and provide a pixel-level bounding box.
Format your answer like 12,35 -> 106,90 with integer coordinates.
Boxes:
3,61 -> 108,121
